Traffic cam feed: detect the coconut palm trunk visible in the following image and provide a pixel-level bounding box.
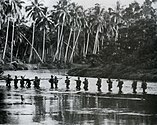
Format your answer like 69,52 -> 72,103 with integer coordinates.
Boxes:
53,14 -> 66,61
20,32 -> 43,63
22,44 -> 28,60
64,28 -> 72,63
16,43 -> 20,58
11,20 -> 15,62
42,28 -> 46,62
69,26 -> 81,62
2,17 -> 10,60
58,35 -> 64,61
93,26 -> 100,54
83,32 -> 86,57
29,21 -> 35,63
85,32 -> 90,56
53,25 -> 61,61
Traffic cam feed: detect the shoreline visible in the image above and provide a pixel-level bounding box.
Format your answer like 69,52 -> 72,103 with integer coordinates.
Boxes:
67,64 -> 157,82
1,62 -> 157,82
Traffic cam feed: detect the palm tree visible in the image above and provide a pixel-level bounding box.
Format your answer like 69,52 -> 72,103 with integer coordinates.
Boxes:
2,0 -> 11,60
69,5 -> 84,63
91,4 -> 105,54
36,8 -> 54,62
53,0 -> 71,62
10,0 -> 24,62
1,0 -> 24,61
84,11 -> 92,57
26,0 -> 45,63
64,2 -> 77,63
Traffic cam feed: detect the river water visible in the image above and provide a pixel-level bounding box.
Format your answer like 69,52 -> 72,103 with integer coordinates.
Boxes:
0,69 -> 157,125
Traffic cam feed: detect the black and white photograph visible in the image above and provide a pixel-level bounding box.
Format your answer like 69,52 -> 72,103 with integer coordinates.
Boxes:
0,0 -> 157,124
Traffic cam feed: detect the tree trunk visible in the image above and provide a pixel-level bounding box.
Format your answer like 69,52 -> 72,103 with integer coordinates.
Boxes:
11,20 -> 15,62
69,27 -> 81,63
83,32 -> 86,57
20,32 -> 43,63
58,35 -> 64,61
29,21 -> 35,63
85,32 -> 90,56
101,36 -> 104,49
97,39 -> 100,54
64,28 -> 72,63
53,14 -> 65,61
53,25 -> 61,61
70,29 -> 76,62
16,43 -> 20,58
93,26 -> 99,54
42,28 -> 46,62
23,43 -> 28,61
3,17 -> 10,60
59,14 -> 65,47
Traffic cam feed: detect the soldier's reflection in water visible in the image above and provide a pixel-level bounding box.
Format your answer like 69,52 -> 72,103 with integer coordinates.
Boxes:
50,94 -> 100,124
31,93 -> 157,125
82,95 -> 96,108
33,96 -> 46,123
51,94 -> 69,123
0,91 -> 14,124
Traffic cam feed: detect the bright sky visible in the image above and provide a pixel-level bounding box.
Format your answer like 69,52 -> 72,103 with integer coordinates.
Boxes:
26,0 -> 146,9
42,0 -> 145,9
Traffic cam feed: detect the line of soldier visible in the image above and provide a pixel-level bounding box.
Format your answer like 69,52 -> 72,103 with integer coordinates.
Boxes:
95,77 -> 147,94
65,76 -> 147,94
6,74 -> 40,89
5,74 -> 147,94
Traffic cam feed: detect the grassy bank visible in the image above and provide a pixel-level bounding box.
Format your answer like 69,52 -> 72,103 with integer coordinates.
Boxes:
68,63 -> 157,82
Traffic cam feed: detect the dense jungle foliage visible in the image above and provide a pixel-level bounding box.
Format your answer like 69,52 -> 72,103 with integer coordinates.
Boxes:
0,0 -> 157,79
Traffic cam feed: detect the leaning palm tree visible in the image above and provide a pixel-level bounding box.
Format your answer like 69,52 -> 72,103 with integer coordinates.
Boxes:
36,8 -> 55,62
69,5 -> 84,63
64,2 -> 77,63
53,0 -> 71,62
26,0 -> 45,63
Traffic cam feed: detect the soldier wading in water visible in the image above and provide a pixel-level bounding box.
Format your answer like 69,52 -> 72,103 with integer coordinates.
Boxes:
20,76 -> 25,88
107,78 -> 113,92
34,76 -> 40,88
6,74 -> 12,87
75,77 -> 81,90
117,78 -> 124,94
65,76 -> 70,89
132,80 -> 137,93
14,76 -> 18,89
54,76 -> 58,89
83,78 -> 88,91
26,79 -> 32,88
49,75 -> 54,89
96,77 -> 102,91
141,80 -> 147,94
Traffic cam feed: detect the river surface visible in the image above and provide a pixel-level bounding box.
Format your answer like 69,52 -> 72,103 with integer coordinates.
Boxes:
0,69 -> 157,125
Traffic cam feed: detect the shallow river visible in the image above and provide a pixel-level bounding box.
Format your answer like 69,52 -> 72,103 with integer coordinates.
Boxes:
0,69 -> 157,125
